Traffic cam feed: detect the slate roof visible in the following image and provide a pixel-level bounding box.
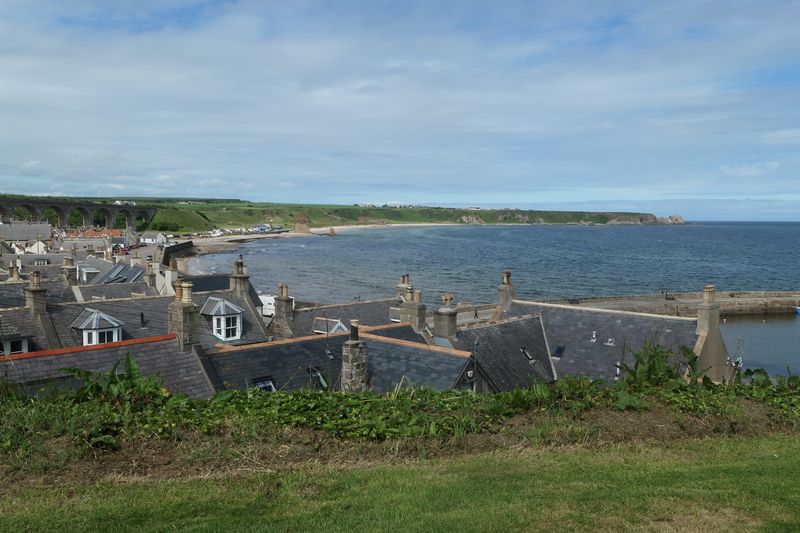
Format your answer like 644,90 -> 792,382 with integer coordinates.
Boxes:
204,333 -> 471,393
0,279 -> 77,309
180,274 -> 261,310
288,298 -> 398,337
0,319 -> 23,340
182,274 -> 230,293
0,283 -> 26,309
70,308 -> 124,330
364,323 -> 427,343
452,315 -> 556,390
505,301 -> 699,381
0,335 -> 215,399
0,308 -> 56,351
0,223 -> 52,242
200,297 -> 244,317
47,288 -> 269,349
92,262 -> 145,285
75,281 -> 156,301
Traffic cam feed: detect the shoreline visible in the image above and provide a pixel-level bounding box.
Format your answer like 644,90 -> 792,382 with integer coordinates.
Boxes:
189,220 -> 686,255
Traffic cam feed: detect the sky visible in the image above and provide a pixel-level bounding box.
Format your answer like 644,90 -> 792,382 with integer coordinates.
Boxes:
0,1 -> 799,220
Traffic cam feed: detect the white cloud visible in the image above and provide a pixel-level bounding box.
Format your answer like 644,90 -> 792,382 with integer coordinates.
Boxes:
720,161 -> 781,178
764,128 -> 800,144
0,1 -> 797,218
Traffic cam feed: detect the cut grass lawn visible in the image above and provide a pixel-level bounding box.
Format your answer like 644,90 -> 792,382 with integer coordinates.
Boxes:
2,435 -> 799,532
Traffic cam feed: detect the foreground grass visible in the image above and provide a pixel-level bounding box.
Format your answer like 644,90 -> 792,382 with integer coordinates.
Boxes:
2,435 -> 798,532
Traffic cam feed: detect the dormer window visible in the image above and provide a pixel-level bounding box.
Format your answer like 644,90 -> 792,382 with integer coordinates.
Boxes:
71,308 -> 124,346
200,297 -> 244,342
253,376 -> 277,392
1,322 -> 29,355
214,315 -> 241,340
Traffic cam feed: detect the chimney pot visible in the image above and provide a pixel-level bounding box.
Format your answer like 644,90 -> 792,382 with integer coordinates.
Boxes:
703,284 -> 716,304
30,270 -> 41,288
279,283 -> 289,299
169,258 -> 177,271
350,319 -> 360,340
174,277 -> 184,301
181,280 -> 193,304
502,271 -> 511,285
414,290 -> 422,303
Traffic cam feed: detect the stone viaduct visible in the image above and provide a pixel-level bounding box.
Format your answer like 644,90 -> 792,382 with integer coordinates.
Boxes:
0,198 -> 158,229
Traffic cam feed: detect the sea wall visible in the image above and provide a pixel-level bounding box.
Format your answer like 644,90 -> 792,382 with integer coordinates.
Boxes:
538,291 -> 800,317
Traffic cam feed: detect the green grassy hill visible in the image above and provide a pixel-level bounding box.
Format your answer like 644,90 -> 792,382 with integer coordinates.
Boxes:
0,195 -> 659,232
147,201 -> 657,232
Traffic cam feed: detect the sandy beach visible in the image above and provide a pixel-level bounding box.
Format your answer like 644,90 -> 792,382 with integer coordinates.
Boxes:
189,222 -> 458,255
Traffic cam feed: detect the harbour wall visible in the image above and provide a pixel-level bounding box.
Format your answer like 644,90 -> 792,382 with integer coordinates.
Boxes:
537,290 -> 800,317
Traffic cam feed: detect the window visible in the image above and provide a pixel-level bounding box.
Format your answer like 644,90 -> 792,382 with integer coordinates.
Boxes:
83,328 -> 120,346
253,376 -> 276,392
225,316 -> 238,338
3,339 -> 28,355
553,346 -> 566,359
212,314 -> 241,341
307,367 -> 328,390
34,259 -> 48,266
98,329 -> 116,344
520,347 -> 535,361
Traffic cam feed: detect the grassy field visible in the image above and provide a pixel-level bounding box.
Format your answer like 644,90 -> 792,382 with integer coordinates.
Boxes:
146,201 -> 657,232
2,435 -> 798,531
0,194 -> 657,232
4,351 -> 797,531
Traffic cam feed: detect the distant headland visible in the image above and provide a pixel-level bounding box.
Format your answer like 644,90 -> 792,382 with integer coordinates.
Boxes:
0,194 -> 685,233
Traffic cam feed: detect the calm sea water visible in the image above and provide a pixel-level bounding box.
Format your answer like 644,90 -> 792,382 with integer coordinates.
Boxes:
190,222 -> 800,373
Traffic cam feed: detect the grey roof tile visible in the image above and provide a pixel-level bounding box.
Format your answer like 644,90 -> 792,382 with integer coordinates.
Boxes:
0,337 -> 215,398
505,302 -> 699,381
453,315 -> 556,390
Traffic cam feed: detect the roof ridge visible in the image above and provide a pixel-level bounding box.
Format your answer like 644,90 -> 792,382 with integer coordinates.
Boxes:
0,334 -> 178,362
208,330 -> 352,354
457,313 -> 543,330
511,299 -> 698,322
360,332 -> 471,358
296,298 -> 398,311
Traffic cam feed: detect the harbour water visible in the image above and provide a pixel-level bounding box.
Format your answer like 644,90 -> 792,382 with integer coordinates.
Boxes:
189,222 -> 800,373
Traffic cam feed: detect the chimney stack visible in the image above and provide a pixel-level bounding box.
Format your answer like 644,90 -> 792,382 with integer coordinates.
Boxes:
273,283 -> 294,322
61,255 -> 77,286
163,260 -> 178,289
8,264 -> 20,282
144,262 -> 157,288
396,273 -> 412,301
168,280 -> 198,351
25,270 -> 47,314
174,276 -> 184,302
693,284 -> 729,383
433,301 -> 458,339
497,270 -> 516,311
229,257 -> 250,295
341,320 -> 368,392
400,287 -> 427,333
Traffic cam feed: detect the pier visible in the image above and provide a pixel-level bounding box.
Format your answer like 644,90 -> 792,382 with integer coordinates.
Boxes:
537,290 -> 800,317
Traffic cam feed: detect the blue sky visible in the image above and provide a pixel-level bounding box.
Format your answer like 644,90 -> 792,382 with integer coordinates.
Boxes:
0,1 -> 798,220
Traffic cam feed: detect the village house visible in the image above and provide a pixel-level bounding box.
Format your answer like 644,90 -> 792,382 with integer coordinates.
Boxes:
0,257 -> 733,398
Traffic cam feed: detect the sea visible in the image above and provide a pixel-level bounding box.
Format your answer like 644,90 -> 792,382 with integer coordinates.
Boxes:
189,222 -> 800,375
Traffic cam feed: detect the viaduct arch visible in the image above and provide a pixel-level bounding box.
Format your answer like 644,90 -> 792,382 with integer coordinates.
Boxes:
0,199 -> 157,229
